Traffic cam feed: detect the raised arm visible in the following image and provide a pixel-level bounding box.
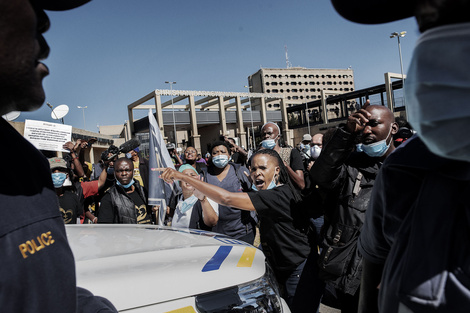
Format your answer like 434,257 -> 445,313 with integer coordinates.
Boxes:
158,168 -> 255,211
97,162 -> 108,190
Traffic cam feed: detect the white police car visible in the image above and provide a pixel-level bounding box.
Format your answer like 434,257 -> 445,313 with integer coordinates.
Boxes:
66,225 -> 290,312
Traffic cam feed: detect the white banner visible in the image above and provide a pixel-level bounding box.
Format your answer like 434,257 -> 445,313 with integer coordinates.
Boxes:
24,119 -> 72,152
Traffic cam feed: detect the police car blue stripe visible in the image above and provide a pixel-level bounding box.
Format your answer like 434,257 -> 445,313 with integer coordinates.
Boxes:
202,246 -> 233,272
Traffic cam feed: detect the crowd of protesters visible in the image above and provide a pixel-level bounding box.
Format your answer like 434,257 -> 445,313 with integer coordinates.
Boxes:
45,108 -> 414,312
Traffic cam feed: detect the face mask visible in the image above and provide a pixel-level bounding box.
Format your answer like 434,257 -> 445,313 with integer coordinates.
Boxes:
252,171 -> 278,191
310,145 -> 322,159
179,195 -> 198,214
405,23 -> 470,162
126,152 -> 132,159
261,139 -> 277,150
116,178 -> 135,189
212,155 -> 230,168
356,125 -> 393,158
300,143 -> 310,151
51,173 -> 67,188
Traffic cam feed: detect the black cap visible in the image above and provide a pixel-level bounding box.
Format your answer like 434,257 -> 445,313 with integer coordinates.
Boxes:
35,0 -> 91,11
331,0 -> 415,24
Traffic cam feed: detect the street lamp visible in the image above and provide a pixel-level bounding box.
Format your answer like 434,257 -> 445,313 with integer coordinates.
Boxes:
165,81 -> 177,146
390,31 -> 406,106
244,85 -> 256,150
304,91 -> 310,135
77,106 -> 87,129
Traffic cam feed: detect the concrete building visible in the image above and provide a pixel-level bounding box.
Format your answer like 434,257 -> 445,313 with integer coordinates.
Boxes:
248,67 -> 355,121
127,89 -> 289,154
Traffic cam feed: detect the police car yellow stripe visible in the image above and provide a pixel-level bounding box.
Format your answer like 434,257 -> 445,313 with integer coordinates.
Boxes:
237,247 -> 256,267
164,306 -> 197,313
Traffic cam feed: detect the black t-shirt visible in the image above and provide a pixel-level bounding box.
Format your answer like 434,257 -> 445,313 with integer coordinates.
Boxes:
127,190 -> 152,224
58,190 -> 83,224
248,184 -> 311,272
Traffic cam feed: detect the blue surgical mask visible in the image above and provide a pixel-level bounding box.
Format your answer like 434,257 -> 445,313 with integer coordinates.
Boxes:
261,139 -> 277,150
212,155 -> 230,168
179,195 -> 198,214
51,172 -> 67,188
405,23 -> 470,162
356,125 -> 393,158
126,152 -> 132,159
116,179 -> 135,189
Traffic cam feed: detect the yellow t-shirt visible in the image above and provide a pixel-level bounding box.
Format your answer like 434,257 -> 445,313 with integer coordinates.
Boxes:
133,160 -> 144,187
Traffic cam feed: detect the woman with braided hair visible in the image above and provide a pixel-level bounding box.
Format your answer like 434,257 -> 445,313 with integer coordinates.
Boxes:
158,149 -> 316,312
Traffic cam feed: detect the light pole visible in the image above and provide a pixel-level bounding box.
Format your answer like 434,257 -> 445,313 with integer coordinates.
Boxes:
244,85 -> 256,150
304,91 -> 310,135
165,81 -> 177,145
390,31 -> 406,106
77,106 -> 87,129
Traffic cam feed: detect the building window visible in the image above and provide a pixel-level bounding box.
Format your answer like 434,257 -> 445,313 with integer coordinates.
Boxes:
271,82 -> 277,86
291,82 -> 297,86
292,89 -> 298,92
309,82 -> 315,85
272,89 -> 278,93
292,96 -> 299,100
290,74 -> 296,78
266,82 -> 270,86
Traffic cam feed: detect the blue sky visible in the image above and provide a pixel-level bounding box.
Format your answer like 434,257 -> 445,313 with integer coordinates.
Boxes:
18,0 -> 420,131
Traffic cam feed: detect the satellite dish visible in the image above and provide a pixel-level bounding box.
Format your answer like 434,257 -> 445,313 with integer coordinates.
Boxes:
51,104 -> 69,120
2,111 -> 21,121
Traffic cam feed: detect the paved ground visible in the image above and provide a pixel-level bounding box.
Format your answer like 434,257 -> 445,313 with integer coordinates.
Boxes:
319,303 -> 341,313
